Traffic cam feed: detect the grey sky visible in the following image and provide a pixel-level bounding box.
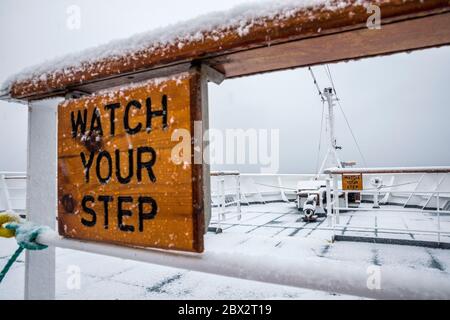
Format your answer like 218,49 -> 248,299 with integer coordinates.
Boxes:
1,0 -> 449,173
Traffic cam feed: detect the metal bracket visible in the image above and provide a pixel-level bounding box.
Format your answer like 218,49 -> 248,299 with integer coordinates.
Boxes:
65,90 -> 91,100
0,90 -> 28,105
200,64 -> 225,85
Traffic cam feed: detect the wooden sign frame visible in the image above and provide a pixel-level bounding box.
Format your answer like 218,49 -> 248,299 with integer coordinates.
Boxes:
4,0 -> 449,101
57,69 -> 206,253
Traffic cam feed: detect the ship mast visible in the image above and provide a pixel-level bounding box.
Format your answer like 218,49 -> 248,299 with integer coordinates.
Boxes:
318,87 -> 342,173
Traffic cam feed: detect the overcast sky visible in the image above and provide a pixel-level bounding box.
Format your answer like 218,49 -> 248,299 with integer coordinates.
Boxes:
0,0 -> 449,173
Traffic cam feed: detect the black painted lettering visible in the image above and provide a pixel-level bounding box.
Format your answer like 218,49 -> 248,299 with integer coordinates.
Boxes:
138,196 -> 157,232
115,149 -> 134,184
98,195 -> 113,229
124,100 -> 142,135
80,151 -> 95,183
104,103 -> 121,136
71,109 -> 88,138
81,195 -> 96,227
118,196 -> 134,232
96,151 -> 112,184
90,108 -> 103,136
145,95 -> 168,132
137,146 -> 156,183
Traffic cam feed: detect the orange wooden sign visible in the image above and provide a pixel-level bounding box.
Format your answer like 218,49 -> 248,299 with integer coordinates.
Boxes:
342,174 -> 363,191
57,72 -> 204,253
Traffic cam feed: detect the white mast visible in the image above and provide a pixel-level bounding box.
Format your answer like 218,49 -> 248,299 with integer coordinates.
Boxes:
318,87 -> 342,174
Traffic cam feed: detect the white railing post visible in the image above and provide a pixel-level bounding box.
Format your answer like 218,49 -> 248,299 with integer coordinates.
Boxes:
373,188 -> 380,209
218,178 -> 226,227
437,192 -> 441,245
344,191 -> 349,210
0,173 -> 13,212
277,176 -> 288,202
25,98 -> 61,300
236,175 -> 241,220
326,178 -> 333,229
333,174 -> 340,225
221,178 -> 225,219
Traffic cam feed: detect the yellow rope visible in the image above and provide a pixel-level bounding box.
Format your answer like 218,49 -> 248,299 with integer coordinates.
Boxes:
0,212 -> 20,238
0,213 -> 48,284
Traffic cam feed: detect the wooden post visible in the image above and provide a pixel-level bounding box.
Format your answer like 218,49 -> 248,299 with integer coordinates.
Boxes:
200,66 -> 212,233
25,98 -> 61,300
199,64 -> 223,233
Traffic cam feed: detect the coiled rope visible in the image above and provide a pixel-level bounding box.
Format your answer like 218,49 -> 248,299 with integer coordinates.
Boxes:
0,212 -> 49,284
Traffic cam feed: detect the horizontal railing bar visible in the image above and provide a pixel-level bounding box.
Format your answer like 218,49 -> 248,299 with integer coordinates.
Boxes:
333,225 -> 450,235
334,206 -> 450,214
240,173 -> 319,176
36,230 -> 450,300
211,215 -> 242,222
325,166 -> 450,174
210,171 -> 240,176
336,189 -> 450,194
4,176 -> 27,180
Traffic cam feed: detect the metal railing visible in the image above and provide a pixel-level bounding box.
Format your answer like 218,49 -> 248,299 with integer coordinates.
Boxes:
3,169 -> 450,299
209,172 -> 327,227
210,171 -> 242,230
324,167 -> 450,246
0,171 -> 26,213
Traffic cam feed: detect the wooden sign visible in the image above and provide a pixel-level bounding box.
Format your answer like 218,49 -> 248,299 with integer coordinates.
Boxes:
342,174 -> 363,191
57,72 -> 205,253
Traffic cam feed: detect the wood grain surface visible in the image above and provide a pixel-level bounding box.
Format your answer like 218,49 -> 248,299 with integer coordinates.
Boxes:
57,72 -> 205,252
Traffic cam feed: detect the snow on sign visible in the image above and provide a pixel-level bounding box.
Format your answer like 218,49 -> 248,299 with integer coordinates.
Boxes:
57,73 -> 205,253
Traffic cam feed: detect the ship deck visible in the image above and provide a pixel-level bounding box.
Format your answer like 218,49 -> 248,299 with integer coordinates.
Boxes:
210,202 -> 450,246
2,202 -> 450,299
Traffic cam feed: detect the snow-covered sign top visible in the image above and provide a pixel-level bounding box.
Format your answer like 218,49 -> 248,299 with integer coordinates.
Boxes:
1,0 -> 449,100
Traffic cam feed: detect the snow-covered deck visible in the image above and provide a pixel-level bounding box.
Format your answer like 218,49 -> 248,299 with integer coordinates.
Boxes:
211,202 -> 450,245
2,202 -> 450,299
